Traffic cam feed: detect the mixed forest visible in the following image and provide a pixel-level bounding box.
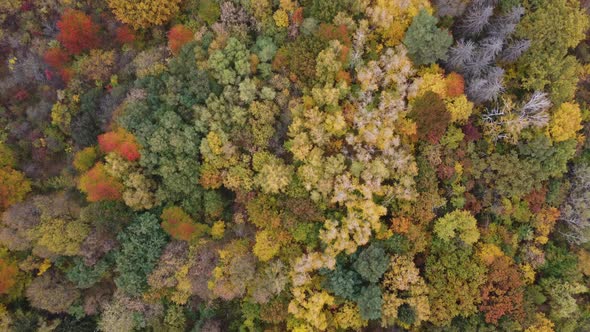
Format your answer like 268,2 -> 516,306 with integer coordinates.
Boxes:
2,0 -> 590,331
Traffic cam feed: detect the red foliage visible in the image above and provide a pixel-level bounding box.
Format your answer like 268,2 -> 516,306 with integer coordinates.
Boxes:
462,120 -> 482,142
168,25 -> 194,55
318,24 -> 352,48
116,25 -> 135,44
98,129 -> 141,162
14,89 -> 29,102
292,7 -> 304,25
480,256 -> 525,325
59,67 -> 74,83
524,187 -> 548,213
0,258 -> 17,295
43,47 -> 70,68
56,9 -> 100,55
78,163 -> 123,202
161,206 -> 197,241
446,72 -> 465,97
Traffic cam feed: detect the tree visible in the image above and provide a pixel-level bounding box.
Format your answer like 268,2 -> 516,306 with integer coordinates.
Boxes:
515,0 -> 589,104
78,163 -> 124,202
0,166 -> 31,212
168,25 -> 193,56
98,129 -> 141,162
548,102 -> 583,143
43,47 -> 70,69
410,91 -> 451,144
403,9 -> 453,65
561,164 -> 590,244
160,206 -> 207,241
56,9 -> 100,55
426,238 -> 486,326
73,147 -> 98,172
0,258 -> 17,295
26,271 -> 80,314
114,213 -> 167,296
107,0 -> 182,29
479,256 -> 525,324
352,243 -> 390,283
433,210 -> 480,245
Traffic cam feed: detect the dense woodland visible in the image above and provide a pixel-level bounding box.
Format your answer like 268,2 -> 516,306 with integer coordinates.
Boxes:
1,0 -> 590,331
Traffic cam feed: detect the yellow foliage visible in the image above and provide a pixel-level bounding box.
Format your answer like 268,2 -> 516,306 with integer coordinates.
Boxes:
107,0 -> 182,29
445,95 -> 474,124
524,313 -> 555,332
37,259 -> 52,276
548,102 -> 583,142
273,9 -> 289,28
211,220 -> 225,240
288,286 -> 334,331
520,263 -> 536,284
477,243 -> 504,265
366,0 -> 432,46
253,230 -> 281,262
333,302 -> 367,330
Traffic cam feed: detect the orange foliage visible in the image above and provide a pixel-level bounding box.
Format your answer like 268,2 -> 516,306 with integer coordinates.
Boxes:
318,24 -> 352,48
161,206 -> 199,241
168,25 -> 194,55
480,256 -> 525,325
445,72 -> 465,98
116,25 -> 135,44
98,129 -> 141,161
292,7 -> 304,25
0,258 -> 17,295
524,187 -> 547,214
78,163 -> 123,202
43,47 -> 70,69
56,9 -> 100,55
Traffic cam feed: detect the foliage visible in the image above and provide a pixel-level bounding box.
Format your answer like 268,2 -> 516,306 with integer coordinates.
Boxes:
114,213 -> 167,296
107,0 -> 182,29
403,9 -> 453,65
56,9 -> 100,55
168,25 -> 194,56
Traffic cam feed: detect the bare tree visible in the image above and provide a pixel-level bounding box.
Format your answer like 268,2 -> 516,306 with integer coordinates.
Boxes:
500,39 -> 531,63
459,4 -> 494,37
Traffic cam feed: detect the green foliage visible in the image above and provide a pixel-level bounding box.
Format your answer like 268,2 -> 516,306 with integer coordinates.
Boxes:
114,213 -> 167,296
516,0 -> 589,104
403,9 -> 453,65
352,243 -> 390,283
357,284 -> 382,320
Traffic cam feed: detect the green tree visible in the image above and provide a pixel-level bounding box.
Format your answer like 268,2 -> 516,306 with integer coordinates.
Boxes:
515,0 -> 589,104
403,9 -> 453,65
114,213 -> 167,296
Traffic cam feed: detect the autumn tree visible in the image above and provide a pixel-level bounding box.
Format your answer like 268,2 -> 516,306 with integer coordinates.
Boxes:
161,206 -> 208,241
410,91 -> 451,144
168,25 -> 193,56
479,255 -> 525,325
78,163 -> 124,202
56,9 -> 100,55
26,271 -> 80,314
98,129 -> 141,162
515,0 -> 589,104
107,0 -> 182,29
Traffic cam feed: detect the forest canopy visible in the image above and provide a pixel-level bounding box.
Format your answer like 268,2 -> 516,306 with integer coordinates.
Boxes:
1,0 -> 590,331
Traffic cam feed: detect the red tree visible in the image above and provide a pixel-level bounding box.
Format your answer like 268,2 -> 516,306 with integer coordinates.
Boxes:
56,9 -> 100,55
480,256 -> 525,324
161,206 -> 202,241
43,47 -> 70,68
0,258 -> 18,295
446,72 -> 465,98
78,163 -> 123,202
168,25 -> 193,55
98,129 -> 141,162
116,25 -> 135,44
